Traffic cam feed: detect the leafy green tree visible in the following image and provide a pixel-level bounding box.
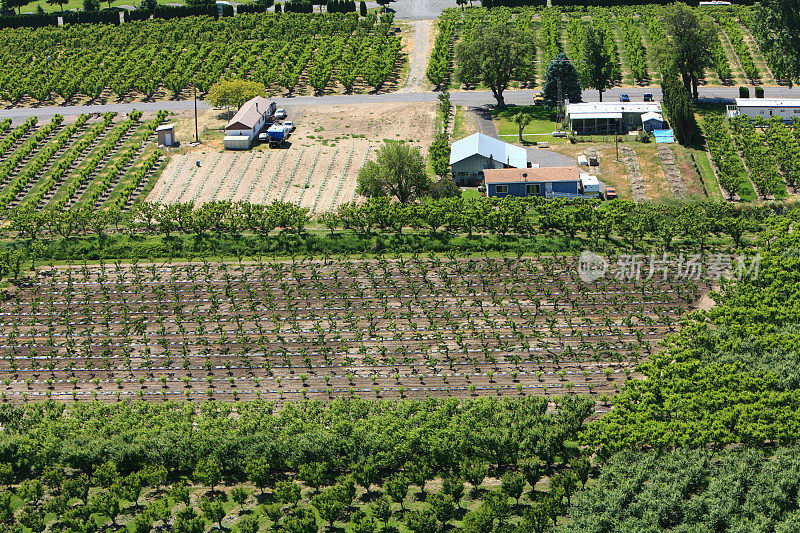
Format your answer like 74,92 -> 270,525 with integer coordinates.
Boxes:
460,507 -> 494,533
170,481 -> 192,508
231,487 -> 249,509
573,456 -> 591,488
311,487 -> 346,527
385,473 -> 410,510
500,471 -> 525,504
234,514 -> 260,533
405,507 -> 438,533
543,53 -> 582,106
298,462 -> 332,493
428,132 -> 451,178
512,111 -> 532,143
441,475 -> 464,508
0,493 -> 13,525
200,498 -> 226,530
82,0 -> 100,11
208,80 -> 266,114
45,0 -> 67,13
193,458 -> 222,492
246,459 -> 274,494
461,460 -> 488,495
428,493 -> 455,524
523,501 -> 551,533
583,26 -> 615,102
350,509 -> 378,533
0,464 -> 16,486
18,506 -> 46,533
279,508 -> 317,533
1,0 -> 30,14
357,142 -> 430,204
274,481 -> 302,506
428,178 -> 460,200
520,458 -> 543,493
174,507 -> 206,533
660,3 -> 717,99
352,459 -> 379,494
456,23 -> 535,106
484,490 -> 510,524
359,0 -> 366,16
19,480 -> 44,505
754,0 -> 800,84
92,492 -> 121,527
371,496 -> 392,527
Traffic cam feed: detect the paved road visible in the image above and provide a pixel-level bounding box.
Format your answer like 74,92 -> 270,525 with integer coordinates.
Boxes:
4,86 -> 800,121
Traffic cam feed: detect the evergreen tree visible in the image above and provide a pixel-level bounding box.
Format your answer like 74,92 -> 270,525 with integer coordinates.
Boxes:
661,71 -> 696,146
543,53 -> 582,106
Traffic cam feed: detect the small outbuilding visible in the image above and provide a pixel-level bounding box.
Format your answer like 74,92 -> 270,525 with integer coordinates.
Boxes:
641,112 -> 665,132
155,124 -> 176,147
483,166 -> 589,199
450,132 -> 528,186
224,96 -> 277,150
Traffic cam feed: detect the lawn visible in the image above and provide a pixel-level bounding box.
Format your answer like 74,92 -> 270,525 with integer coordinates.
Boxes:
20,0 -> 184,13
490,105 -> 568,144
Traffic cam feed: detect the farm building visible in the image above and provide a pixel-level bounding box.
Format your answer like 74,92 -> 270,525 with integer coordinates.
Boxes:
726,99 -> 800,121
566,102 -> 663,134
484,166 -> 597,199
223,96 -> 277,150
156,124 -> 176,147
450,132 -> 528,186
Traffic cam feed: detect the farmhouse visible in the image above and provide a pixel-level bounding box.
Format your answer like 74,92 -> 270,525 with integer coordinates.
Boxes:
450,132 -> 528,186
484,166 -> 597,199
223,96 -> 276,150
566,102 -> 663,134
726,99 -> 800,121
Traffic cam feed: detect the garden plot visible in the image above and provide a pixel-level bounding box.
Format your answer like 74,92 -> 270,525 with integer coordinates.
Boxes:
0,256 -> 708,405
148,143 -> 376,213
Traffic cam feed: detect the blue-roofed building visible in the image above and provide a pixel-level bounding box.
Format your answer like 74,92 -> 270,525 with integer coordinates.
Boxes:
450,133 -> 528,186
484,167 -> 595,199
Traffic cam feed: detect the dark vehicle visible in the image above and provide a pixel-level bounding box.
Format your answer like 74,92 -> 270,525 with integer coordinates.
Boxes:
643,93 -> 654,102
619,94 -> 630,102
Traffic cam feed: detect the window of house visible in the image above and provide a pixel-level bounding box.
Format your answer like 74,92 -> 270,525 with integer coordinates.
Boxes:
794,109 -> 800,113
526,184 -> 540,195
495,185 -> 508,193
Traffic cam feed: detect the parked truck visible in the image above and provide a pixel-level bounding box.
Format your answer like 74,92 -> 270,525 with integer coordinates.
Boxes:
267,124 -> 291,148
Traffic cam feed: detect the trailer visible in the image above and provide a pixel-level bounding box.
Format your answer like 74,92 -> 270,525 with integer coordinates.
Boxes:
267,125 -> 291,148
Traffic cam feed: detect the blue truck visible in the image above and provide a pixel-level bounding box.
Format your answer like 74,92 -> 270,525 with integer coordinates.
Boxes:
267,125 -> 291,148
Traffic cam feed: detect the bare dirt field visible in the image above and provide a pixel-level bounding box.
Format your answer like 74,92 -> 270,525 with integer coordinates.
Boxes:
150,103 -> 436,212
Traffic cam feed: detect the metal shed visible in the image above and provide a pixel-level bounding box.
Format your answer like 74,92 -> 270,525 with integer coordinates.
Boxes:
156,124 -> 176,147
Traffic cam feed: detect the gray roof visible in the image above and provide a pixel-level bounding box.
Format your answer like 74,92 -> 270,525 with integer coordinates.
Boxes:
449,133 -> 527,168
225,96 -> 272,131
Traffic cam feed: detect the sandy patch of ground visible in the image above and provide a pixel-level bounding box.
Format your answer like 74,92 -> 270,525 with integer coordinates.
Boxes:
148,102 -> 435,213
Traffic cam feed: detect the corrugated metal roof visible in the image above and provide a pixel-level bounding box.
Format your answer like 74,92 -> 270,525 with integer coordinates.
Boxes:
225,96 -> 273,131
735,98 -> 800,108
641,112 -> 664,122
449,133 -> 527,168
484,166 -> 579,184
566,102 -> 662,115
569,112 -> 623,120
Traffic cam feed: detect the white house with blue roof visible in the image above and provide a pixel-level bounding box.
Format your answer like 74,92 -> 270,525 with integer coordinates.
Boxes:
449,132 -> 528,186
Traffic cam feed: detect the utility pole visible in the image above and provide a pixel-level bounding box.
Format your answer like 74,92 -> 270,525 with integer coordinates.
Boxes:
194,86 -> 199,143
